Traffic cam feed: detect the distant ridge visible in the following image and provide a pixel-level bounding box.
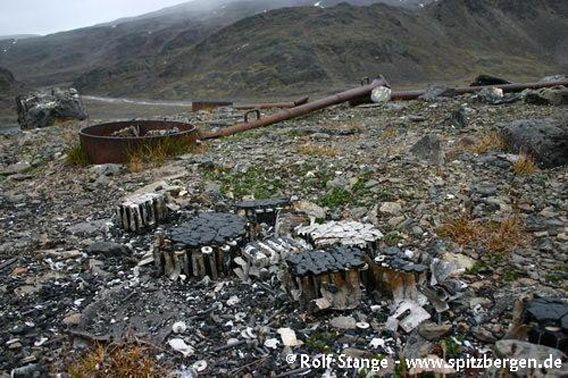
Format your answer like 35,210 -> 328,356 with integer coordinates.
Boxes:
1,0 -> 567,100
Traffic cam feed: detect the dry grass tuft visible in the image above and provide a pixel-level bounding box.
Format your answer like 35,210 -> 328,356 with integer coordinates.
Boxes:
67,143 -> 91,167
470,131 -> 508,154
60,121 -> 91,167
298,143 -> 338,157
438,214 -> 528,255
68,343 -> 160,378
127,138 -> 206,173
513,154 -> 538,176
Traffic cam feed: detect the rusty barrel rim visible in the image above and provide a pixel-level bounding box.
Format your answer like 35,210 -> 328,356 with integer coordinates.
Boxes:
79,120 -> 198,164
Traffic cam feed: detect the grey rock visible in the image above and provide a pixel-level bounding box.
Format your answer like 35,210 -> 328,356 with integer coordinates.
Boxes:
538,75 -> 568,84
0,161 -> 31,176
67,220 -> 109,236
418,322 -> 452,340
418,85 -> 457,101
470,74 -> 512,86
524,297 -> 568,353
449,105 -> 471,129
16,87 -> 88,129
379,202 -> 402,216
495,340 -> 568,377
330,316 -> 357,330
502,118 -> 568,168
410,134 -> 445,165
476,86 -> 504,104
86,241 -> 129,257
10,363 -> 45,378
88,164 -> 124,177
525,87 -> 568,106
471,326 -> 497,343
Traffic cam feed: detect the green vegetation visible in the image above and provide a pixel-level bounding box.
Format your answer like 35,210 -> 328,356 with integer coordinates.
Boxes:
384,231 -> 404,246
319,187 -> 352,208
443,338 -> 462,358
503,268 -> 528,282
304,332 -> 336,353
204,166 -> 283,200
66,143 -> 91,167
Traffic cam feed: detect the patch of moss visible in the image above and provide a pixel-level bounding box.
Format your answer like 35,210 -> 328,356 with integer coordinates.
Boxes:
319,187 -> 352,208
503,268 -> 528,282
384,231 -> 403,246
304,332 -> 336,353
443,338 -> 462,358
206,166 -> 284,200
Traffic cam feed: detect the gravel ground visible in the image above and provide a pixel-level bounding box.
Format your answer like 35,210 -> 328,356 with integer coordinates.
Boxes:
0,94 -> 567,377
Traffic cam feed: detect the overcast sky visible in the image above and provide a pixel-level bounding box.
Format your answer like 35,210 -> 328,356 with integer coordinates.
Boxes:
0,0 -> 191,36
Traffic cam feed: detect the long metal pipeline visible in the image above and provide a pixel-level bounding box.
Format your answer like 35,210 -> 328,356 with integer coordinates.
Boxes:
199,78 -> 389,140
198,78 -> 567,140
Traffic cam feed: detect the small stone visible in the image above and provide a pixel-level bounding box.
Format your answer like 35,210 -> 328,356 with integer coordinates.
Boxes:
192,360 -> 207,372
86,242 -> 129,257
0,161 -> 31,176
278,328 -> 303,347
172,321 -> 187,334
409,134 -> 445,166
471,326 -> 497,343
380,202 -> 402,216
168,338 -> 194,357
227,296 -> 240,306
418,322 -> 452,341
330,316 -> 357,330
63,313 -> 82,326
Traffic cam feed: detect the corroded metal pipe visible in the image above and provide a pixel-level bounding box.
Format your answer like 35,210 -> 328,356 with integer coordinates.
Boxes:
199,78 -> 389,140
390,80 -> 568,101
235,96 -> 310,110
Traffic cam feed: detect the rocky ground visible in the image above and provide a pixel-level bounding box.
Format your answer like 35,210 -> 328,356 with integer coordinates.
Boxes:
0,91 -> 567,377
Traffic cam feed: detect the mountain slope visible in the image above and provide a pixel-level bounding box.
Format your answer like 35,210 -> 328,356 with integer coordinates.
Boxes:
129,0 -> 568,99
0,0 -> 430,90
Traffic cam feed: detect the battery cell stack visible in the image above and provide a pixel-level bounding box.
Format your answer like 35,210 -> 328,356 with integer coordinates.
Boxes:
116,192 -> 169,232
235,198 -> 291,238
284,246 -> 367,310
155,212 -> 249,281
296,220 -> 383,253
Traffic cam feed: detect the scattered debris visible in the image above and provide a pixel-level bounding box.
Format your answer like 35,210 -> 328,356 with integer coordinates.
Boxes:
168,338 -> 195,357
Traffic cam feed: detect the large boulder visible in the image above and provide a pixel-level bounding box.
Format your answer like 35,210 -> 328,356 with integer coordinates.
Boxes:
502,119 -> 568,168
16,87 -> 88,129
524,86 -> 568,106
